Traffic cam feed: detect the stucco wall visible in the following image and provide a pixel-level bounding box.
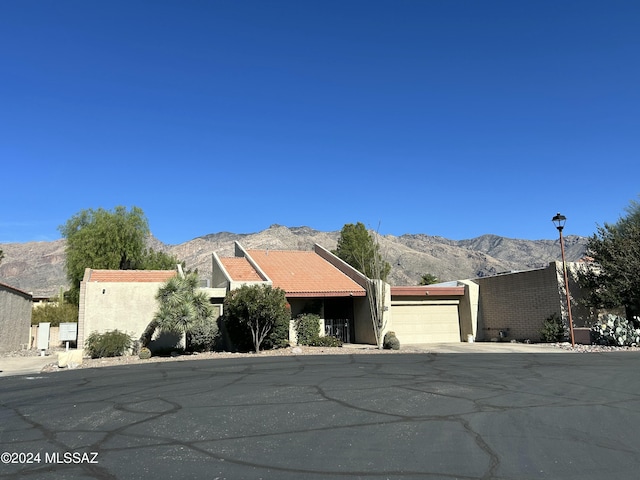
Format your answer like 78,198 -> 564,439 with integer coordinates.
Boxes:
458,281 -> 479,340
352,280 -> 391,346
353,297 -> 375,344
0,285 -> 32,352
78,281 -> 164,349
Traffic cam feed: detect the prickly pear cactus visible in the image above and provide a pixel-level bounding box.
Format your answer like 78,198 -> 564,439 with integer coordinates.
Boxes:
591,314 -> 640,346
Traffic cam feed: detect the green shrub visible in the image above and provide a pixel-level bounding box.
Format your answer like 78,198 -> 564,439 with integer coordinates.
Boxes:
187,318 -> 220,352
263,313 -> 291,350
294,314 -> 321,345
592,314 -> 640,346
294,314 -> 342,347
222,285 -> 291,352
308,335 -> 343,347
85,330 -> 132,358
31,302 -> 78,326
539,313 -> 567,342
138,347 -> 152,359
383,331 -> 400,350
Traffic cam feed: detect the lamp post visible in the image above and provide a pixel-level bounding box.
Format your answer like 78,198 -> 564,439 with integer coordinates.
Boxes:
552,213 -> 576,347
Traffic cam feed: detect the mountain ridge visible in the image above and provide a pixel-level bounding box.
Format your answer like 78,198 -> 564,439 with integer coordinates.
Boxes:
0,225 -> 588,297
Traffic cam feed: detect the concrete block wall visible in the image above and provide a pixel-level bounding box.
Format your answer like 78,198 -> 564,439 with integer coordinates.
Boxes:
0,285 -> 32,352
474,264 -> 561,342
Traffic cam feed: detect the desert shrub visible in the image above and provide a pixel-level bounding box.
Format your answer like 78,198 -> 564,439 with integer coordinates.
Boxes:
262,313 -> 291,350
539,313 -> 567,342
308,335 -> 343,347
31,302 -> 78,326
222,313 -> 291,352
383,331 -> 400,350
85,330 -> 132,358
591,314 -> 640,346
222,285 -> 291,352
187,318 -> 220,352
294,314 -> 322,345
138,347 -> 152,359
294,314 -> 343,347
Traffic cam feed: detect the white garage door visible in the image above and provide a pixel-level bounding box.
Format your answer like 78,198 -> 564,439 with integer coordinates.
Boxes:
391,304 -> 461,343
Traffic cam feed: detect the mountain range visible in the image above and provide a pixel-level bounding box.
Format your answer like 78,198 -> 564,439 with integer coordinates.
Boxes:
0,225 -> 589,297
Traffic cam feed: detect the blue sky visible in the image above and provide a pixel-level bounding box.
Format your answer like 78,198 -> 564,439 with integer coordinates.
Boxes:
1,0 -> 638,245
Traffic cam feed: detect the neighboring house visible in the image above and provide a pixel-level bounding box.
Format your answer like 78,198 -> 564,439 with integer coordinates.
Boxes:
77,269 -> 178,350
0,281 -> 32,352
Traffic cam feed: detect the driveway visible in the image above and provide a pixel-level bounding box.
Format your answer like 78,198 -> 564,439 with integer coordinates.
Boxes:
1,352 -> 639,479
0,355 -> 55,378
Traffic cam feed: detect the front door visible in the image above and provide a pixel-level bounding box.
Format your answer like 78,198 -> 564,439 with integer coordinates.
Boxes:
325,318 -> 351,343
323,297 -> 355,343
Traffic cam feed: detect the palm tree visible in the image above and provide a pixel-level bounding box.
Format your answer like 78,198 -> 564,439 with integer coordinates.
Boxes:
141,273 -> 213,351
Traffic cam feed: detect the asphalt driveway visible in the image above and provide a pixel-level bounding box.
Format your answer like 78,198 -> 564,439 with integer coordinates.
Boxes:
1,352 -> 639,479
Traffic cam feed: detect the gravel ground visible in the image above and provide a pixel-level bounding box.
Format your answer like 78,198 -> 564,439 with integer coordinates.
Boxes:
4,342 -> 639,374
68,345 -> 413,371
1,345 -> 422,373
550,342 -> 640,353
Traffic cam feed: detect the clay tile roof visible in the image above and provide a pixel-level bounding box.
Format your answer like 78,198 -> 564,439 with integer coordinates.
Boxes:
87,270 -> 177,283
247,250 -> 366,297
220,257 -> 263,282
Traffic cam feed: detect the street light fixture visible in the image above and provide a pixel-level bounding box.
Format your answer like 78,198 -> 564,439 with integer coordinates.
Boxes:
552,213 -> 576,347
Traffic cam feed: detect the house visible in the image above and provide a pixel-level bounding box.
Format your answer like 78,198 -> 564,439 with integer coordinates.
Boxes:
0,281 -> 32,352
212,242 -> 371,343
77,244 -> 585,350
213,242 -> 470,345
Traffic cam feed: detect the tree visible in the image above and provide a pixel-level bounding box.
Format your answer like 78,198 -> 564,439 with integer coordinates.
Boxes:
141,273 -> 214,352
364,229 -> 390,349
332,222 -> 391,281
59,206 -> 180,304
419,273 -> 439,285
333,222 -> 391,349
139,248 -> 185,271
580,198 -> 640,322
223,284 -> 290,353
31,302 -> 78,326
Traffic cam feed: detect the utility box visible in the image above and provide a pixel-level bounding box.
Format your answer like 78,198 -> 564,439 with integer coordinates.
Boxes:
59,323 -> 78,342
37,322 -> 51,351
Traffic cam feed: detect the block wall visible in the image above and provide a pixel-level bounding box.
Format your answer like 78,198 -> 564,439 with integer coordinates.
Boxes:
475,264 -> 561,342
0,287 -> 32,352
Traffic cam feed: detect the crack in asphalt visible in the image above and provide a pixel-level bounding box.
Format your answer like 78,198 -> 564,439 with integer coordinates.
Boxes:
2,353 -> 640,479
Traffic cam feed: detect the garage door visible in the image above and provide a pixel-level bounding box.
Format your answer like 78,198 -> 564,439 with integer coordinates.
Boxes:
391,304 -> 461,343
